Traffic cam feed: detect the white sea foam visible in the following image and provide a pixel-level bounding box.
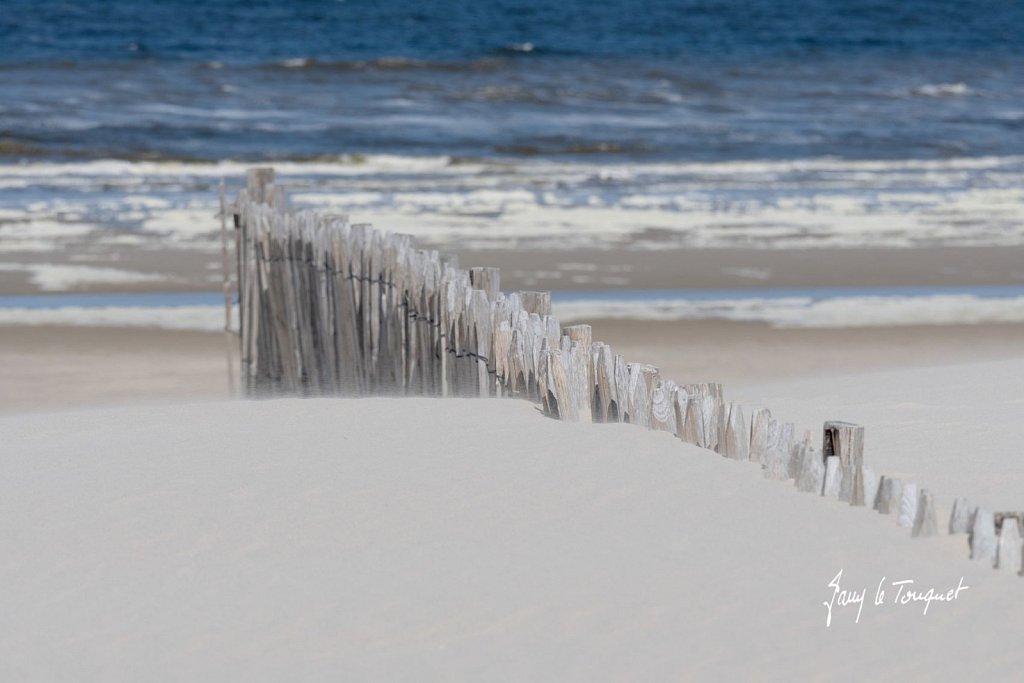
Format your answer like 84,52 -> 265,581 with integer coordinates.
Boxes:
912,82 -> 970,97
1,220 -> 94,241
553,295 -> 1024,328
1,155 -> 1023,262
0,264 -> 168,291
0,305 -> 229,331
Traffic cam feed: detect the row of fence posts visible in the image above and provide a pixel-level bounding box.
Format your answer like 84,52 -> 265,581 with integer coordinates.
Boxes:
231,168 -> 1022,575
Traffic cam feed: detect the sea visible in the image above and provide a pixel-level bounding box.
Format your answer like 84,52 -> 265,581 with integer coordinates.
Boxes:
1,0 -> 1023,325
3,0 -> 1023,162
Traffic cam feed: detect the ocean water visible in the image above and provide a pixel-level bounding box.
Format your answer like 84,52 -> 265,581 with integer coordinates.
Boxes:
1,0 -> 1022,162
1,1 -> 1023,308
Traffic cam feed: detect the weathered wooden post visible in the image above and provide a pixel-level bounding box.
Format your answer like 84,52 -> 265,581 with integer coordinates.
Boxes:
469,266 -> 500,302
897,482 -> 918,527
995,514 -> 1023,573
467,288 -> 493,396
217,179 -> 238,396
541,343 -> 576,421
749,408 -> 773,464
648,378 -> 675,433
822,421 -> 866,505
861,466 -> 876,510
822,456 -> 842,497
563,325 -> 594,422
624,363 -> 657,428
970,508 -> 997,562
246,167 -> 275,205
873,476 -> 903,514
911,489 -> 938,537
518,291 -> 552,317
677,390 -> 705,446
566,339 -> 591,422
764,421 -> 793,482
795,445 -> 825,493
592,342 -> 617,422
949,498 -> 972,534
721,403 -> 748,461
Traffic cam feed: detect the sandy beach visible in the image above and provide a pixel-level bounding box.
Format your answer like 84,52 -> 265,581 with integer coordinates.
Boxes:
591,319 -> 1024,386
4,319 -> 1021,414
4,0 -> 1023,677
6,199 -> 1022,679
3,395 -> 1022,680
0,325 -> 233,414
457,244 -> 1024,292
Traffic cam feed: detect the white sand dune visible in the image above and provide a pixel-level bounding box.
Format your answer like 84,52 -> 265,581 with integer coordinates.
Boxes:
2,390 -> 1022,680
735,357 -> 1024,511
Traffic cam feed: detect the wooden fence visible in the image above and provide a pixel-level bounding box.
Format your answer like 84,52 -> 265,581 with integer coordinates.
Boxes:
230,167 -> 1021,575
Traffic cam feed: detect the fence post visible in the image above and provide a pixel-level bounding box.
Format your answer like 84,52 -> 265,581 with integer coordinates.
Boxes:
823,421 -> 866,505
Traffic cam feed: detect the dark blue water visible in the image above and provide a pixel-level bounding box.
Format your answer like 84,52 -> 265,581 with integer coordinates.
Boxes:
6,0 -> 1022,63
1,0 -> 1022,161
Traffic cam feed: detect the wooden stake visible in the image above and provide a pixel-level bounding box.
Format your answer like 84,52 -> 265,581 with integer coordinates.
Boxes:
722,403 -> 748,461
897,482 -> 918,528
563,325 -> 593,421
822,421 -> 866,506
911,488 -> 938,537
822,456 -> 842,498
996,515 -> 1023,573
795,446 -> 825,493
519,291 -> 552,317
949,498 -> 972,535
649,378 -> 675,433
593,342 -> 617,422
970,508 -> 997,562
218,179 -> 236,396
873,476 -> 903,515
470,266 -> 501,301
861,465 -> 877,512
749,408 -> 773,464
246,167 -> 275,205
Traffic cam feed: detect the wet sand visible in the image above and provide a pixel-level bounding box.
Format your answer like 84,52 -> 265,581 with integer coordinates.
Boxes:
458,244 -> 1024,292
4,320 -> 1023,414
0,325 -> 233,414
3,244 -> 1024,295
590,319 -> 1024,387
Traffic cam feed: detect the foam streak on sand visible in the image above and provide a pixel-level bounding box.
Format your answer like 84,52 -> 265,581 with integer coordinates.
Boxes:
0,263 -> 168,291
4,288 -> 1024,330
0,305 -> 228,331
554,291 -> 1024,328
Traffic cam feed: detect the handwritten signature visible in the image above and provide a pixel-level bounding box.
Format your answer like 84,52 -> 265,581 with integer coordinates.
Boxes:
823,569 -> 969,627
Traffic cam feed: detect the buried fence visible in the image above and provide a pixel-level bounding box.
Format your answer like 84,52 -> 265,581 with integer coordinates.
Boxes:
229,167 -> 1022,575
